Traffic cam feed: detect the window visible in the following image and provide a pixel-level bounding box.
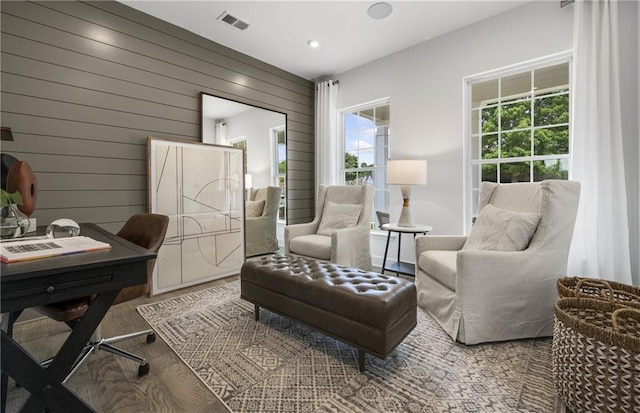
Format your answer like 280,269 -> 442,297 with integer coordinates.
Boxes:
465,54 -> 571,229
272,126 -> 286,221
230,137 -> 247,173
341,99 -> 390,227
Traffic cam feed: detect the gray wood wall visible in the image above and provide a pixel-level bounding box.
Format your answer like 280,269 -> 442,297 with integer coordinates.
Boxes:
1,0 -> 316,234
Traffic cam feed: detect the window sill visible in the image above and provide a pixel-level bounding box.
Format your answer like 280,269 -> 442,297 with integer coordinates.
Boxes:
371,229 -> 395,240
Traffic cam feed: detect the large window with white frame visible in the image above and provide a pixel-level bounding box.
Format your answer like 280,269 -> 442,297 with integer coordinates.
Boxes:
341,99 -> 390,228
465,55 -> 571,230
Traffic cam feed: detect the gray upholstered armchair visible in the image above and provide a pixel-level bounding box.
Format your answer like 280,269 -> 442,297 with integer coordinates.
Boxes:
245,186 -> 282,257
285,185 -> 373,271
415,180 -> 580,345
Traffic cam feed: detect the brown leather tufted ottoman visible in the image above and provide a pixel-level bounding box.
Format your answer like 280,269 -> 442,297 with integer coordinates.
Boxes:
240,254 -> 417,372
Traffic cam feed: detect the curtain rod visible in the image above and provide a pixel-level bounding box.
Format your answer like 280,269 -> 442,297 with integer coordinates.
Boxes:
316,80 -> 339,86
315,80 -> 339,90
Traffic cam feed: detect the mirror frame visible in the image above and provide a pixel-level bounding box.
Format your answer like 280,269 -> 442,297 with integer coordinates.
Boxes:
199,92 -> 288,225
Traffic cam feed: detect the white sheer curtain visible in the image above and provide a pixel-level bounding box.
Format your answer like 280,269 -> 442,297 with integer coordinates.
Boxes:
568,0 -> 633,284
315,80 -> 340,187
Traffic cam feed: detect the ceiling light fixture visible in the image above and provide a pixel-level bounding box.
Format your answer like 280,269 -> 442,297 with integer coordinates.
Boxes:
307,40 -> 320,48
367,2 -> 393,20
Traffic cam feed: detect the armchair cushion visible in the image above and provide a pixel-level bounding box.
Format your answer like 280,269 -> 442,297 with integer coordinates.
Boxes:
418,250 -> 457,290
316,201 -> 363,236
246,200 -> 265,217
463,204 -> 541,251
289,234 -> 331,260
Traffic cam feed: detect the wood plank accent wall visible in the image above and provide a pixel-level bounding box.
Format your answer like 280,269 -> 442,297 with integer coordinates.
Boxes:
0,0 -> 316,234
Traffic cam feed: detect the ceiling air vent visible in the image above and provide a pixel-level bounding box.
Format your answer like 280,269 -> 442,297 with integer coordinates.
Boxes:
218,11 -> 250,31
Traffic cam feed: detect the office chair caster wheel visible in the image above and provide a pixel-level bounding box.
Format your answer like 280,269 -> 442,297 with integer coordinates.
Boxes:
138,362 -> 150,376
146,332 -> 156,344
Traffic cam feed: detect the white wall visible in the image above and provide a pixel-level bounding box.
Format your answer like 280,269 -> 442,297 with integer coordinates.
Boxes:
226,108 -> 285,189
336,1 -> 574,267
337,1 -> 639,281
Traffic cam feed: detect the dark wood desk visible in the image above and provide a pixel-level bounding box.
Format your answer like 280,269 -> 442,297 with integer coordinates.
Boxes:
1,223 -> 156,413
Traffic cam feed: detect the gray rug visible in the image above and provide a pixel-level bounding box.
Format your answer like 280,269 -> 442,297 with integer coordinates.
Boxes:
137,281 -> 562,412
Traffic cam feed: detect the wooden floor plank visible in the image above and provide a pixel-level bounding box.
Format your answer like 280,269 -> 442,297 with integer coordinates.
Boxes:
5,275 -> 238,413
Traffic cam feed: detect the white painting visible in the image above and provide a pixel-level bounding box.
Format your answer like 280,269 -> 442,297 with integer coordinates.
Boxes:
148,137 -> 245,294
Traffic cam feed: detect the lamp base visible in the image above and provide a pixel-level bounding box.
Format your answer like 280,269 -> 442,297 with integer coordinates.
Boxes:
396,185 -> 415,227
397,206 -> 415,227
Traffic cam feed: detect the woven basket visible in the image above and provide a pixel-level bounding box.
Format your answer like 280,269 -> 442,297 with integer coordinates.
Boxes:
553,297 -> 640,412
557,276 -> 640,309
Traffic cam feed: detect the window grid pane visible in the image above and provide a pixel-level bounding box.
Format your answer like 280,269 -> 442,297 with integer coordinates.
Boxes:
534,125 -> 569,155
534,94 -> 569,126
502,130 -> 531,158
533,158 -> 569,181
500,100 -> 531,131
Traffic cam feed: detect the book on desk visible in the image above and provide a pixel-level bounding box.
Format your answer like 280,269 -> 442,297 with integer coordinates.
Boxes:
0,236 -> 111,263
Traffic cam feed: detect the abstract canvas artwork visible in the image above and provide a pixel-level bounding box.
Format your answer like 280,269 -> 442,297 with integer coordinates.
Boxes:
148,137 -> 245,294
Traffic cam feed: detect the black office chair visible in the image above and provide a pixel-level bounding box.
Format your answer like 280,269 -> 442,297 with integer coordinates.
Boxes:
35,214 -> 169,380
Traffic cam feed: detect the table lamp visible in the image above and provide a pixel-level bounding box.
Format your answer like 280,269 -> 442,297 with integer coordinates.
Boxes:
387,159 -> 427,227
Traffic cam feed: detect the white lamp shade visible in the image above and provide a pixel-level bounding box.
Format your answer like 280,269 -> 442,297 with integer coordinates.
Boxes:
244,174 -> 253,189
387,160 -> 427,185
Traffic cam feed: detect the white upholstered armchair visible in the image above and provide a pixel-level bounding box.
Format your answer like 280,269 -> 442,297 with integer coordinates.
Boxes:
285,185 -> 373,271
415,180 -> 580,345
245,186 -> 282,257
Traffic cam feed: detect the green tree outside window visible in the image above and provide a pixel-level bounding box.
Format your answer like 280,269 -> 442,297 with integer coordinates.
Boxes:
480,94 -> 569,181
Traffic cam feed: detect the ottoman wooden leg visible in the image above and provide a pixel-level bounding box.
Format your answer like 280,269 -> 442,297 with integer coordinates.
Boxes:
358,349 -> 365,372
254,305 -> 260,321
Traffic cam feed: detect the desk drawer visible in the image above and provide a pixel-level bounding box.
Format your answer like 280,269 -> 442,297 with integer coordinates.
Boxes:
1,260 -> 148,313
1,267 -> 117,313
2,274 -> 113,301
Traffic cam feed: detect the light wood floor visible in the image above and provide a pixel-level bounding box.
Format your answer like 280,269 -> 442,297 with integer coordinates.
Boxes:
5,275 -> 239,413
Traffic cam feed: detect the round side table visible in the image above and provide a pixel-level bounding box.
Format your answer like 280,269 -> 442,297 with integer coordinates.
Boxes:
381,223 -> 433,276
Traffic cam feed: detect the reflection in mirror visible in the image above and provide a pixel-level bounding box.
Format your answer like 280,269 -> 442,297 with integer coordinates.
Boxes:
200,93 -> 287,254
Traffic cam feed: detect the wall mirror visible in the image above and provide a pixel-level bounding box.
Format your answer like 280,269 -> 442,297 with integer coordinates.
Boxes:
200,92 -> 287,253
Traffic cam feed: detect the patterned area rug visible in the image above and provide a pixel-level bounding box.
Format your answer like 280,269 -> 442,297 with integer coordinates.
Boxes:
137,281 -> 562,413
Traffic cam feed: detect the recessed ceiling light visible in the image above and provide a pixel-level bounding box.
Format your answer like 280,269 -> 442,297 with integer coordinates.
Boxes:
367,2 -> 393,20
307,40 -> 320,48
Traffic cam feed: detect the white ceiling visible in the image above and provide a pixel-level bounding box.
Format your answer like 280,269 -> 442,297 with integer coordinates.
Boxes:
121,1 -> 530,81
